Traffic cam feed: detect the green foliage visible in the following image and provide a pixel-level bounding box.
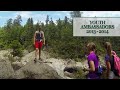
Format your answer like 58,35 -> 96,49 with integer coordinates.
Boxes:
9,40 -> 23,57
0,13 -> 119,61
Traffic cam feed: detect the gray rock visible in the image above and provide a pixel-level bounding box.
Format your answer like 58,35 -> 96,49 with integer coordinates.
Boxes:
23,50 -> 29,56
63,66 -> 86,79
66,60 -> 76,67
0,58 -> 15,79
64,66 -> 79,73
12,61 -> 23,71
14,56 -> 20,61
64,71 -> 75,78
14,60 -> 63,79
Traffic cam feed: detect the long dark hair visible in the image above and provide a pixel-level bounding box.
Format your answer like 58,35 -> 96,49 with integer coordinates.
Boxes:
104,42 -> 112,59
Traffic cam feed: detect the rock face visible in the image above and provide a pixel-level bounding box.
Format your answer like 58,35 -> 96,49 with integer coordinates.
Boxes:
22,50 -> 29,56
64,66 -> 79,73
14,60 -> 63,79
12,61 -> 24,71
0,50 -> 90,79
0,58 -> 15,79
64,60 -> 81,74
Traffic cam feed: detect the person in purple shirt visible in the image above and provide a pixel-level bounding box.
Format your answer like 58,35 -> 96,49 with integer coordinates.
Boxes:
83,42 -> 100,79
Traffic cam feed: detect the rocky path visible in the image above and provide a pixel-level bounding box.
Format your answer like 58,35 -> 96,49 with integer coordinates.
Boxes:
0,50 -> 88,79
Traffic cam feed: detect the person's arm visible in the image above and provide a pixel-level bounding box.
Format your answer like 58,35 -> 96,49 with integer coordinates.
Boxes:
83,60 -> 95,72
84,61 -> 95,72
33,32 -> 36,45
106,61 -> 111,79
42,31 -> 45,45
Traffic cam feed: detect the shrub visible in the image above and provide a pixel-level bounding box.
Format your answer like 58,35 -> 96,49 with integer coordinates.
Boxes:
9,40 -> 23,57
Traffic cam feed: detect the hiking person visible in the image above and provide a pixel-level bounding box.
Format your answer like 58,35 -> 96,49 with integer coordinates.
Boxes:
104,42 -> 119,79
33,27 -> 45,62
83,42 -> 101,79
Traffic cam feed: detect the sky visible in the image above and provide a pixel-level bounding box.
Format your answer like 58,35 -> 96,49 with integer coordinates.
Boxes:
1,11 -> 120,27
0,11 -> 71,27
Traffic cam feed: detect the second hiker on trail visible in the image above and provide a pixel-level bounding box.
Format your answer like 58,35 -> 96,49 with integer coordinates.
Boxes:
104,42 -> 119,79
33,27 -> 45,62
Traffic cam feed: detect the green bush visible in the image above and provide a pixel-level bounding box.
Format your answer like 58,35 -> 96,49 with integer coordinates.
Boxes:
0,43 -> 4,50
9,40 -> 23,57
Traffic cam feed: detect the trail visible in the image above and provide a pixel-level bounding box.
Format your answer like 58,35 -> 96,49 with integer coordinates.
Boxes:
0,50 -> 88,79
20,50 -> 72,78
20,50 -> 87,79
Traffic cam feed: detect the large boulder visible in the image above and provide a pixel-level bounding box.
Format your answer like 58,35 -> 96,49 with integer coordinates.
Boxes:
14,60 -> 63,79
63,60 -> 86,79
65,60 -> 76,67
12,61 -> 24,71
64,66 -> 79,73
0,58 -> 15,79
63,66 -> 86,79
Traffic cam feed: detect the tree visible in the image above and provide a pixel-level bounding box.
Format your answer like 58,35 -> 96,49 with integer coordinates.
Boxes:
70,11 -> 82,18
64,16 -> 68,25
49,17 -> 54,25
56,18 -> 62,39
26,18 -> 34,38
6,18 -> 13,31
46,15 -> 49,25
10,40 -> 23,57
13,15 -> 22,26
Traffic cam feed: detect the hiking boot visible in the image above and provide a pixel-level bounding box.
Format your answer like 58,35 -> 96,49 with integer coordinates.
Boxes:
39,58 -> 43,61
34,58 -> 37,63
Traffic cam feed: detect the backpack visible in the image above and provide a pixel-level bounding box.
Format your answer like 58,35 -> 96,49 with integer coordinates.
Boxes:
111,51 -> 120,76
96,55 -> 103,76
35,31 -> 43,41
97,65 -> 103,75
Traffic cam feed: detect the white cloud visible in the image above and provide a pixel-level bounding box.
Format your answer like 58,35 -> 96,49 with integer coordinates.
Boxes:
32,14 -> 47,24
14,11 -> 32,18
0,11 -> 10,13
61,11 -> 70,13
82,11 -> 120,17
33,20 -> 38,24
56,11 -> 71,17
55,13 -> 62,17
0,16 -> 3,19
56,11 -> 71,13
32,13 -> 46,19
0,16 -> 11,19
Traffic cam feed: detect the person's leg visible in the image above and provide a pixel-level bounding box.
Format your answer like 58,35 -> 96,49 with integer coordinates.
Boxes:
34,41 -> 39,62
109,71 -> 114,79
39,41 -> 43,60
35,48 -> 39,59
39,48 -> 42,60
